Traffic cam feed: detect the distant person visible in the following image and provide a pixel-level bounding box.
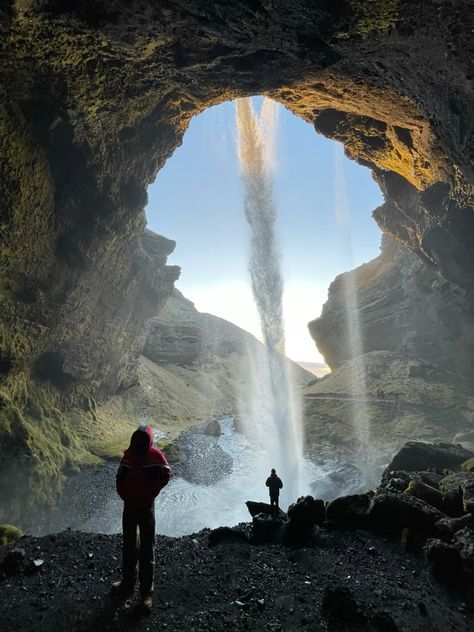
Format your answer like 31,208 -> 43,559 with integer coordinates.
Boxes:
112,425 -> 171,612
265,468 -> 283,516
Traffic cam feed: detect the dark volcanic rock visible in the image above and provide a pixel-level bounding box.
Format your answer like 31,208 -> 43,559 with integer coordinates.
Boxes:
252,514 -> 283,544
370,490 -> 445,537
386,442 -> 473,475
326,492 -> 373,528
245,501 -> 286,519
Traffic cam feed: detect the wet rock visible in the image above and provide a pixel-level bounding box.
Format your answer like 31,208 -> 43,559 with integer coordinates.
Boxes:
385,442 -> 473,475
370,490 -> 445,536
208,527 -> 248,547
326,492 -> 373,528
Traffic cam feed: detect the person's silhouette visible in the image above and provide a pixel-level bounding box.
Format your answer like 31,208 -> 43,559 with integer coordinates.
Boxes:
112,425 -> 171,611
265,468 -> 283,516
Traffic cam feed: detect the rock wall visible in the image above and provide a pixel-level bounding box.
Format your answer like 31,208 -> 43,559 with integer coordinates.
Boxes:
309,237 -> 474,377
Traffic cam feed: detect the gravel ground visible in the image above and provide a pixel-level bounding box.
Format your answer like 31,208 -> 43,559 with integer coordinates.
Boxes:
0,526 -> 472,631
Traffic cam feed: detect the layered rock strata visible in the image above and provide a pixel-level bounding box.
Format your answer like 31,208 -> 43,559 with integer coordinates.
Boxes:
309,237 -> 474,376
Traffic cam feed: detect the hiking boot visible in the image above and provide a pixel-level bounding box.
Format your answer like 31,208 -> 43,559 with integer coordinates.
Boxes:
111,580 -> 134,597
141,595 -> 153,612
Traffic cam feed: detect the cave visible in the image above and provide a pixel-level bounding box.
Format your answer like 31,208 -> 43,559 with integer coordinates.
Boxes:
0,0 -> 473,530
1,2 -> 474,628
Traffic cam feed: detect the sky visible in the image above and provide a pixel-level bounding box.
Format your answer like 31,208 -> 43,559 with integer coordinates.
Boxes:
146,98 -> 383,363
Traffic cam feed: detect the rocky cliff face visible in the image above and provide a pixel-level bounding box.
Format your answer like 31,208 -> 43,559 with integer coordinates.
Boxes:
309,237 -> 474,377
303,350 -> 474,472
0,1 -> 473,518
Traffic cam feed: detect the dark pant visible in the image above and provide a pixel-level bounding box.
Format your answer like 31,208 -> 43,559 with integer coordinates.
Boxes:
270,495 -> 279,516
122,504 -> 155,597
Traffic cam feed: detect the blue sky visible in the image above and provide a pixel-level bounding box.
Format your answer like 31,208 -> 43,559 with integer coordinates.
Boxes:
146,99 -> 383,363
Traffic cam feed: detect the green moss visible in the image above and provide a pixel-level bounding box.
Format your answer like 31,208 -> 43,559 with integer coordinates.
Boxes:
158,439 -> 181,463
338,0 -> 399,39
462,457 -> 474,472
0,524 -> 22,546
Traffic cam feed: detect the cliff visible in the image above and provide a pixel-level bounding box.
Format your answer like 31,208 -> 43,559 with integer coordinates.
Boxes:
303,351 -> 474,468
309,237 -> 474,378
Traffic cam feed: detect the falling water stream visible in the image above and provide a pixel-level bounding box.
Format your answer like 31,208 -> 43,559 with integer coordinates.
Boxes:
333,143 -> 375,486
235,97 -> 305,504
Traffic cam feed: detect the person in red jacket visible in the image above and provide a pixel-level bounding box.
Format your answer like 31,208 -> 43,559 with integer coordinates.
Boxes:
112,425 -> 171,611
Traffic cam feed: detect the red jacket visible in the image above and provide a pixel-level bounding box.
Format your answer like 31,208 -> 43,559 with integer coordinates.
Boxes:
116,426 -> 171,508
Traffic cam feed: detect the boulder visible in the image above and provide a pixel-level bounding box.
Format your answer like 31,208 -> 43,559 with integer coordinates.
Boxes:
202,419 -> 221,437
245,501 -> 286,519
251,514 -> 283,544
385,442 -> 473,475
282,496 -> 323,545
439,471 -> 474,494
405,480 -> 445,512
439,471 -> 474,515
381,470 -> 418,491
419,471 -> 444,488
326,493 -> 373,528
370,490 -> 445,536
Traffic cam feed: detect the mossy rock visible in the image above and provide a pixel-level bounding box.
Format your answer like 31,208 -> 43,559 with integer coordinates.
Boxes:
158,439 -> 181,464
0,524 -> 22,546
462,458 -> 474,472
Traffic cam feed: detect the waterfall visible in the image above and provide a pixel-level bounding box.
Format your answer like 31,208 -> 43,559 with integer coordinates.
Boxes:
235,97 -> 304,506
333,143 -> 374,484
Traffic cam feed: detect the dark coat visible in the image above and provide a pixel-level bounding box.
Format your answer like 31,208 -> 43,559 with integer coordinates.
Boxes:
265,474 -> 283,498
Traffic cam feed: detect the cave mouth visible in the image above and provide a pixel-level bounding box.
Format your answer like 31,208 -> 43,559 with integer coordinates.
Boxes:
145,97 -> 383,368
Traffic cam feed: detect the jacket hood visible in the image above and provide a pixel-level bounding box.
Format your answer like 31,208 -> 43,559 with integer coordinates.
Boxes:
129,425 -> 153,456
